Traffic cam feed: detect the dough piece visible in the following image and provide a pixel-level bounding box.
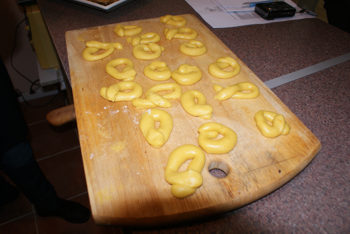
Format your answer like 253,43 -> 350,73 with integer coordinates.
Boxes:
198,122 -> 237,154
172,64 -> 202,85
160,15 -> 187,27
213,82 -> 260,100
100,81 -> 142,102
209,56 -> 241,79
181,90 -> 213,119
179,40 -> 207,56
139,109 -> 173,148
254,110 -> 290,138
144,61 -> 171,81
165,144 -> 205,198
105,58 -> 136,81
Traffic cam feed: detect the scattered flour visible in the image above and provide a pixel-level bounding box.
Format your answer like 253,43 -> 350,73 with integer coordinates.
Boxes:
110,109 -> 120,115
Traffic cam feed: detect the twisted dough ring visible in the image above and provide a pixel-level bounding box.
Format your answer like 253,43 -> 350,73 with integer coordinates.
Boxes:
165,144 -> 205,198
198,122 -> 237,154
133,92 -> 171,109
144,61 -> 171,81
128,32 -> 161,46
160,15 -> 187,27
82,41 -> 123,61
146,83 -> 182,100
180,40 -> 207,56
213,82 -> 260,100
132,83 -> 181,109
100,81 -> 142,102
133,43 -> 164,60
114,24 -> 142,37
105,58 -> 136,81
172,64 -> 202,85
164,27 -> 198,40
181,90 -> 213,119
209,56 -> 241,79
254,110 -> 290,138
140,109 -> 173,148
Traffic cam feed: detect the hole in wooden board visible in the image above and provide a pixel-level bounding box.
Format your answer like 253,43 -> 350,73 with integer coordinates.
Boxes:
208,161 -> 230,178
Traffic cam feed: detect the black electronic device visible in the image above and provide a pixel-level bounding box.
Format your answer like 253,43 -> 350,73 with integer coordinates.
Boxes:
255,1 -> 296,20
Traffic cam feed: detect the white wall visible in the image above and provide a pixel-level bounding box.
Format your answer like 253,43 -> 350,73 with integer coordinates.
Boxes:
0,0 -> 39,94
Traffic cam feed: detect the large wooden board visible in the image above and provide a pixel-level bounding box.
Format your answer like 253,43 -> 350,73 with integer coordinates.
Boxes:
66,14 -> 321,226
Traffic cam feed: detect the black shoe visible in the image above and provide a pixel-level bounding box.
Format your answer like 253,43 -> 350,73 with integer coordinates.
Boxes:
0,180 -> 19,207
35,198 -> 91,223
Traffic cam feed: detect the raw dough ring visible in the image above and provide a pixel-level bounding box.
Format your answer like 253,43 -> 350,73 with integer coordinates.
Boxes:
105,58 -> 136,81
172,64 -> 202,85
100,81 -> 142,102
254,110 -> 291,138
144,61 -> 171,81
140,109 -> 173,148
132,92 -> 172,109
164,27 -> 198,40
133,43 -> 164,60
165,144 -> 205,198
82,41 -> 123,61
181,90 -> 213,119
198,122 -> 237,154
160,15 -> 187,27
180,40 -> 207,56
114,24 -> 142,37
146,82 -> 182,100
209,56 -> 241,79
133,83 -> 181,109
213,82 -> 260,100
128,32 -> 161,46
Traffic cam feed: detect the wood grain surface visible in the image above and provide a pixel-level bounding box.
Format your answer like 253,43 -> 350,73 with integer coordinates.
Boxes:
65,14 -> 321,226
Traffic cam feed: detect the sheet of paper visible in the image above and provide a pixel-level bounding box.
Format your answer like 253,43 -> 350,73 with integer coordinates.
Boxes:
185,0 -> 315,28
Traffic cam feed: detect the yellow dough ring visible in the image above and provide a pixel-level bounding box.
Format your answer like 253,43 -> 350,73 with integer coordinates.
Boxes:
181,90 -> 213,119
209,56 -> 241,79
139,108 -> 173,148
114,24 -> 142,37
172,64 -> 202,85
105,58 -> 136,81
213,82 -> 260,100
198,122 -> 237,154
133,43 -> 164,60
144,61 -> 171,81
180,40 -> 207,56
82,41 -> 123,61
100,81 -> 142,102
132,83 -> 181,109
128,32 -> 161,46
160,14 -> 187,27
254,110 -> 291,138
165,144 -> 205,198
164,27 -> 198,40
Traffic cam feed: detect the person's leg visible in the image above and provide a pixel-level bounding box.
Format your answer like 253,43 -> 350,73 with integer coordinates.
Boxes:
0,174 -> 19,207
0,141 -> 90,223
0,58 -> 90,223
1,141 -> 57,205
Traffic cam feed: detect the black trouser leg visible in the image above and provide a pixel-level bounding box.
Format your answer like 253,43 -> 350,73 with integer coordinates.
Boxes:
0,174 -> 19,206
0,141 -> 58,207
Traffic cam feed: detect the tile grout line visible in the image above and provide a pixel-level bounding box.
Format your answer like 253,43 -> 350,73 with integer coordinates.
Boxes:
0,211 -> 33,227
68,191 -> 88,200
36,145 -> 81,162
32,205 -> 40,234
27,119 -> 48,127
264,52 -> 350,89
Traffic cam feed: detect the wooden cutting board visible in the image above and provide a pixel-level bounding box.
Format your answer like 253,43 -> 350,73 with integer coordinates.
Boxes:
66,14 -> 321,226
